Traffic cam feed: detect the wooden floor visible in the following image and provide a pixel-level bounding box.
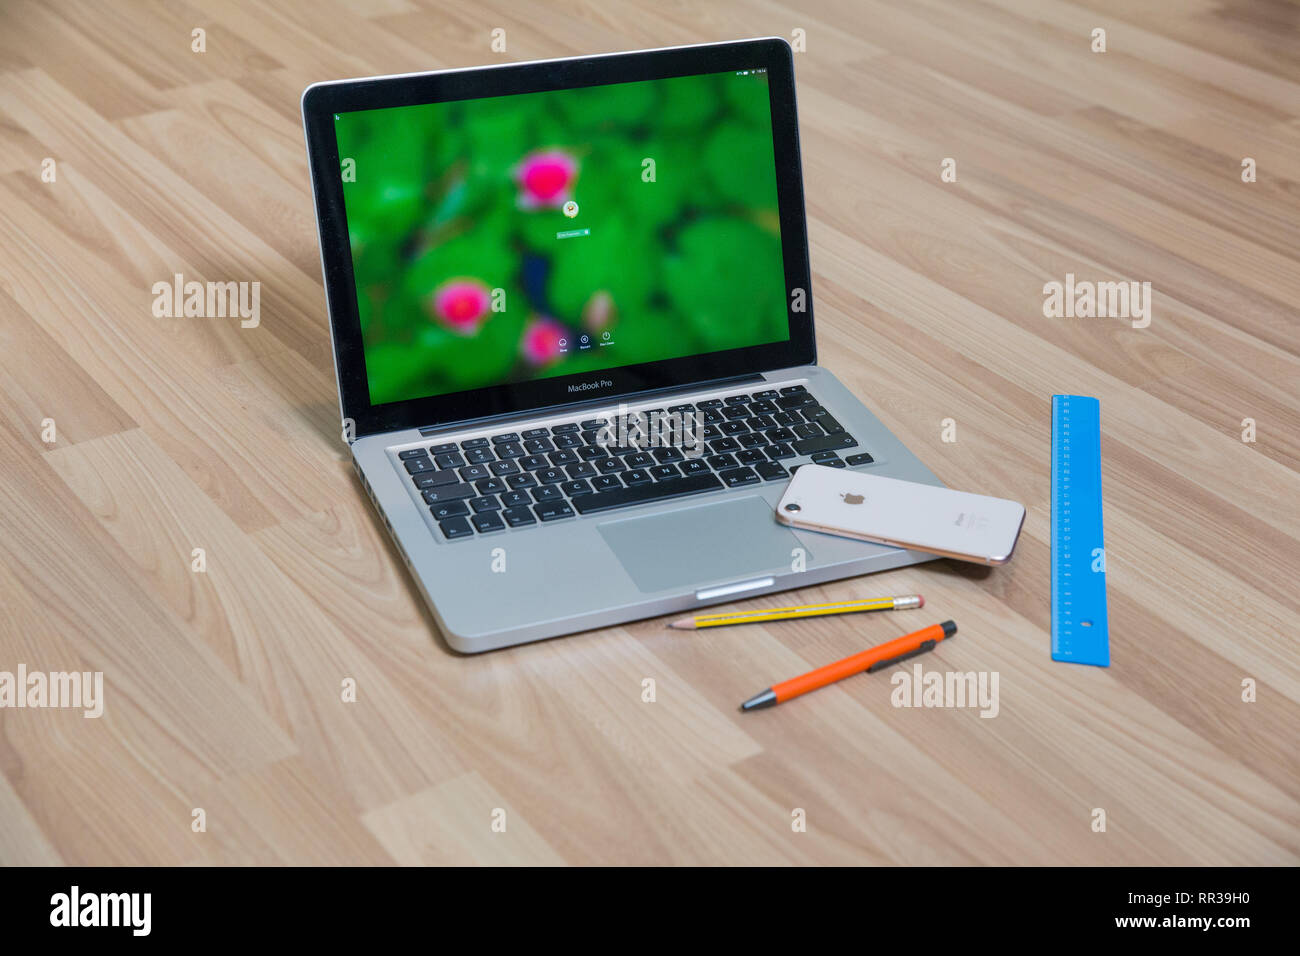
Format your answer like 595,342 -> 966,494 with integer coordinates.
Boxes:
1,0 -> 1297,866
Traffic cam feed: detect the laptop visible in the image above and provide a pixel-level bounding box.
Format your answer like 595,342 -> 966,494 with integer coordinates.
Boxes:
301,37 -> 941,653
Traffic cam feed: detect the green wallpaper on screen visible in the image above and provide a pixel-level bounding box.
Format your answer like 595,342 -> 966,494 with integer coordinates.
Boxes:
334,70 -> 788,406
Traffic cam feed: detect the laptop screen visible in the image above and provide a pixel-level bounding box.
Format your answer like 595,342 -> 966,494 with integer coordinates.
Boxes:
332,67 -> 789,408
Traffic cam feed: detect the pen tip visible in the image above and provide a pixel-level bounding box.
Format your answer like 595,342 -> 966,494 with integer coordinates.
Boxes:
740,689 -> 778,711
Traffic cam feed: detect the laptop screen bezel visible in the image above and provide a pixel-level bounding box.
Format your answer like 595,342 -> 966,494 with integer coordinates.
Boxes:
302,37 -> 815,438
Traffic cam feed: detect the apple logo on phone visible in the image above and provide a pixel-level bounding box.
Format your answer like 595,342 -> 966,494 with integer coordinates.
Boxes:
841,492 -> 865,505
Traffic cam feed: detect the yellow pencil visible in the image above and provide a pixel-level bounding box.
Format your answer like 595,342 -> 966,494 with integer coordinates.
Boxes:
668,594 -> 924,630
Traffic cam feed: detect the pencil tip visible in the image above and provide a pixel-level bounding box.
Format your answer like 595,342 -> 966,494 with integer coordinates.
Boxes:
667,618 -> 692,630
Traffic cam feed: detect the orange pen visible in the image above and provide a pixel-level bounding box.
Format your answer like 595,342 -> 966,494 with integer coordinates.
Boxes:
739,621 -> 957,711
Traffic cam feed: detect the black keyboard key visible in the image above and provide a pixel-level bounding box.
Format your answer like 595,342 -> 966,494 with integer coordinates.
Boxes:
469,495 -> 501,513
522,428 -> 550,440
749,413 -> 776,430
434,451 -> 466,469
475,477 -> 508,495
702,409 -> 723,425
736,449 -> 766,465
423,483 -> 476,504
846,452 -> 875,466
707,453 -> 738,470
501,490 -> 532,508
766,443 -> 795,460
572,473 -> 723,514
580,418 -> 608,430
405,457 -> 436,474
490,459 -> 521,477
592,475 -> 622,491
508,472 -> 538,490
652,446 -> 684,463
776,393 -> 815,410
811,450 -> 841,463
439,516 -> 473,539
738,432 -> 767,448
709,437 -> 740,453
565,461 -> 595,479
722,405 -> 749,420
772,411 -> 802,427
430,500 -> 470,520
753,389 -> 779,399
624,451 -> 654,468
496,441 -> 525,459
821,458 -> 847,468
415,469 -> 460,489
502,506 -> 536,528
550,422 -> 579,434
623,469 -> 653,485
553,433 -> 583,449
524,437 -> 554,454
460,437 -> 489,450
793,422 -> 824,439
748,400 -> 777,415
698,399 -> 723,409
766,426 -> 796,443
550,449 -> 580,467
820,416 -> 845,435
399,448 -> 428,460
534,500 -> 575,521
491,433 -> 521,445
720,420 -> 749,436
719,466 -> 760,488
561,479 -> 594,497
459,463 -> 490,482
532,485 -> 563,503
537,467 -> 566,484
596,457 -> 625,474
724,395 -> 749,405
779,384 -> 806,395
472,511 -> 505,533
465,447 -> 495,465
578,444 -> 607,461
430,442 -> 459,454
756,461 -> 789,481
681,458 -> 711,476
520,454 -> 549,471
650,464 -> 681,481
668,403 -> 695,414
792,433 -> 857,456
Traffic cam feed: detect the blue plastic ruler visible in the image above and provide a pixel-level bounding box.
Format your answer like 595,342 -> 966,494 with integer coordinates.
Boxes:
1050,395 -> 1110,666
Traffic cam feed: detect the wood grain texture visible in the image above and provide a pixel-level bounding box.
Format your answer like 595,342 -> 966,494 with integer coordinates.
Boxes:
0,0 -> 1296,865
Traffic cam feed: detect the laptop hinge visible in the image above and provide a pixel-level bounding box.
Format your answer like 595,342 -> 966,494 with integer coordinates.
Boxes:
417,373 -> 765,437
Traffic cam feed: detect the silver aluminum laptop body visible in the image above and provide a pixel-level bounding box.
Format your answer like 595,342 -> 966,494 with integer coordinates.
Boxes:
303,41 -> 941,653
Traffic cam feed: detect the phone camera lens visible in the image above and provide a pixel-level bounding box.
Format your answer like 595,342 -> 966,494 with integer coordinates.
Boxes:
784,502 -> 801,512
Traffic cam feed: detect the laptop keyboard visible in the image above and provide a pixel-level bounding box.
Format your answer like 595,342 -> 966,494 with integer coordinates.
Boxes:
395,385 -> 875,541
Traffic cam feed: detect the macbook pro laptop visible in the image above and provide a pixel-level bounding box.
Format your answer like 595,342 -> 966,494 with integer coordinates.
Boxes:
301,37 -> 941,653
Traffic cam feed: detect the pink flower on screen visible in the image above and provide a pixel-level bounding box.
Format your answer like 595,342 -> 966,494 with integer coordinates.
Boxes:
429,278 -> 492,334
520,317 -> 566,366
514,150 -> 578,208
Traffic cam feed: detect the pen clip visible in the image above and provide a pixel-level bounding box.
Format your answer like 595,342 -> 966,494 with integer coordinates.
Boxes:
866,638 -> 937,673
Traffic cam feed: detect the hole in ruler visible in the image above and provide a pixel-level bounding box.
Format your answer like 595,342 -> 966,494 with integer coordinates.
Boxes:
1081,620 -> 1092,627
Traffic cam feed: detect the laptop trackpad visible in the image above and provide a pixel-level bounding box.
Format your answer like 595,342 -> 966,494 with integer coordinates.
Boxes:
597,496 -> 806,593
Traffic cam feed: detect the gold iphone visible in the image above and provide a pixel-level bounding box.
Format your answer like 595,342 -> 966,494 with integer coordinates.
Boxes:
775,464 -> 1026,565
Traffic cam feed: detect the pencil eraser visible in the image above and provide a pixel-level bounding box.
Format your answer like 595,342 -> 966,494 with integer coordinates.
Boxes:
917,595 -> 925,608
